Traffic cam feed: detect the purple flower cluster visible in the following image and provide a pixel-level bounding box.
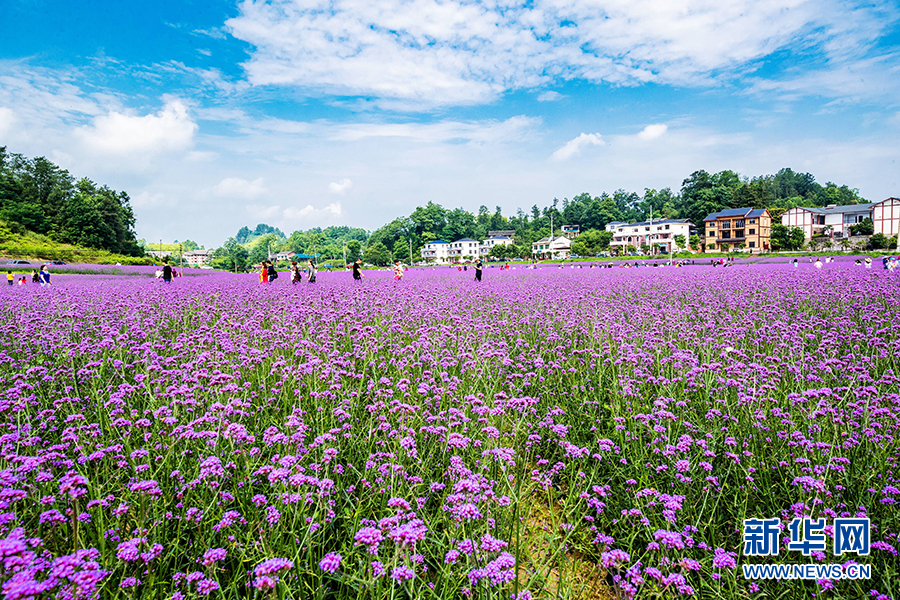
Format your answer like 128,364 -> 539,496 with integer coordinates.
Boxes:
0,262 -> 897,598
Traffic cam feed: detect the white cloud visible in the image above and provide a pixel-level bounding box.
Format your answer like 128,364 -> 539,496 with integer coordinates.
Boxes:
328,179 -> 353,194
282,202 -> 343,221
637,124 -> 668,141
551,133 -> 605,161
211,177 -> 267,199
0,107 -> 13,138
76,99 -> 197,156
225,0 -> 895,107
245,204 -> 283,220
332,116 -> 538,143
537,91 -> 563,102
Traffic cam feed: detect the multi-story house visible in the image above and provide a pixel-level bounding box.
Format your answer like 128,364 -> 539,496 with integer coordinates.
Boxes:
873,197 -> 900,237
531,236 -> 571,258
184,250 -> 216,266
704,208 -> 771,252
420,240 -> 451,263
448,238 -> 480,262
607,219 -> 695,254
781,203 -> 875,240
479,235 -> 514,256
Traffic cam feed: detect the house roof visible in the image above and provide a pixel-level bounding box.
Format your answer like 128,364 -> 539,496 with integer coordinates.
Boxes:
792,203 -> 876,215
488,235 -> 511,240
703,208 -> 770,221
454,238 -> 478,243
427,240 -> 450,245
613,218 -> 694,228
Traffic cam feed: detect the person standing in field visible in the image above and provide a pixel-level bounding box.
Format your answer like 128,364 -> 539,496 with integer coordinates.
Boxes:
267,261 -> 278,283
259,262 -> 269,284
162,262 -> 172,284
31,270 -> 38,283
352,259 -> 363,281
474,258 -> 483,282
793,259 -> 798,269
40,265 -> 51,286
393,261 -> 403,281
290,261 -> 302,284
6,272 -> 13,286
307,259 -> 317,283
814,258 -> 823,270
865,256 -> 872,270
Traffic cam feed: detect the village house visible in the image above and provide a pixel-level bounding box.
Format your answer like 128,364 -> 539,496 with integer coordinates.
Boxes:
448,238 -> 480,262
420,240 -> 451,263
872,197 -> 900,236
606,218 -> 695,254
703,208 -> 771,252
479,235 -> 514,256
183,249 -> 216,266
531,236 -> 571,259
781,203 -> 875,240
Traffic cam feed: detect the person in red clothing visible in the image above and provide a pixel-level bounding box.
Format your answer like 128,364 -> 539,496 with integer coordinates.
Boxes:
259,262 -> 269,284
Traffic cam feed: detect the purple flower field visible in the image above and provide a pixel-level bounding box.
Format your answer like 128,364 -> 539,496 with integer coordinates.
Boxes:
0,264 -> 898,599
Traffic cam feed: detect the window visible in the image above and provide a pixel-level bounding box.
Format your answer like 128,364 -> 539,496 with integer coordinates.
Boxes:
722,221 -> 730,229
708,231 -> 715,237
665,224 -> 670,230
645,227 -> 650,231
749,241 -> 756,248
750,219 -> 756,224
735,220 -> 745,228
749,229 -> 755,235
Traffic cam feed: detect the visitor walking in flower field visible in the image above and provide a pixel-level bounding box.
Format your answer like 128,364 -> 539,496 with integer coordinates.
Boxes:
290,261 -> 302,284
393,261 -> 403,281
814,258 -> 823,270
31,269 -> 38,283
307,259 -> 317,283
259,262 -> 269,284
474,258 -> 483,282
5,272 -> 12,286
161,262 -> 172,284
267,261 -> 278,282
352,259 -> 363,281
865,256 -> 872,269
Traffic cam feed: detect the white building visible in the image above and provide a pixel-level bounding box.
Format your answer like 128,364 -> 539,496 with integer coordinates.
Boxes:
479,235 -> 514,256
873,197 -> 900,237
608,219 -> 695,254
781,203 -> 876,240
532,236 -> 571,259
420,240 -> 451,263
272,251 -> 294,262
449,238 -> 480,262
183,250 -> 215,266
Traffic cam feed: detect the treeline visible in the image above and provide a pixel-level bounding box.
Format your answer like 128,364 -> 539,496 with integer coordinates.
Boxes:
0,147 -> 142,255
211,167 -> 870,267
211,225 -> 368,271
359,168 -> 867,262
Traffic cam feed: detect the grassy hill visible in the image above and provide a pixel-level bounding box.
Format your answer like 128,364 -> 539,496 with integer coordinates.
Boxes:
0,220 -> 153,265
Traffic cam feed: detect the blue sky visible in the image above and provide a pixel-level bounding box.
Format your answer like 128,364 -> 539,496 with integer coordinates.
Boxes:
1,0 -> 899,247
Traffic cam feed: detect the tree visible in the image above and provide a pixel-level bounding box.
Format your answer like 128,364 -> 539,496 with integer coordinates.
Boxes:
673,234 -> 686,251
346,240 -> 361,262
364,241 -> 391,266
571,229 -> 612,256
770,224 -> 805,251
849,218 -> 874,236
689,234 -> 701,251
212,237 -> 249,272
869,233 -> 888,250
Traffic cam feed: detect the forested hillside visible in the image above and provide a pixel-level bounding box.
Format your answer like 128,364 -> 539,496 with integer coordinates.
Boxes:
0,147 -> 143,256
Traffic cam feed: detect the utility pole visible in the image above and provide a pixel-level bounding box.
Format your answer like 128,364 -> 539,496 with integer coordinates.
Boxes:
409,238 -> 413,266
343,242 -> 347,266
179,243 -> 183,273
